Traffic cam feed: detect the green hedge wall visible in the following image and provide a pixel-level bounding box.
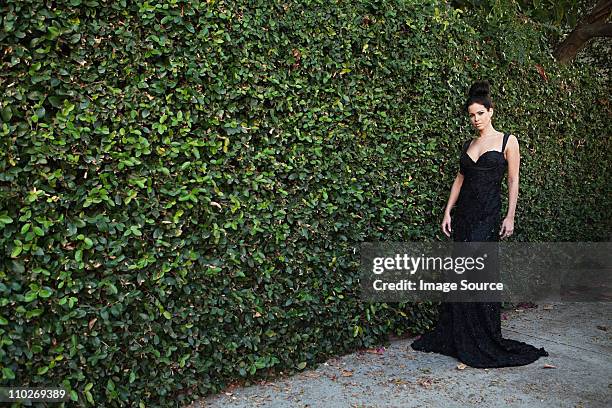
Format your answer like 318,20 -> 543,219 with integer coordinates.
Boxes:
1,0 -> 610,406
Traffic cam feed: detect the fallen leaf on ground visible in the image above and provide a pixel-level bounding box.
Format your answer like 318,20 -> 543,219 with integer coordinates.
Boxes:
341,370 -> 354,377
542,364 -> 557,369
542,304 -> 554,310
302,371 -> 319,378
596,325 -> 607,331
456,363 -> 467,370
515,301 -> 537,309
417,377 -> 433,388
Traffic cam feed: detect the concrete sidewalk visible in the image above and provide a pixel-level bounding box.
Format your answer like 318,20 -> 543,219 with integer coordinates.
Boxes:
188,302 -> 612,408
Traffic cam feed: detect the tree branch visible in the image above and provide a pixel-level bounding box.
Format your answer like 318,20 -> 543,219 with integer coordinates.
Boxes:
580,0 -> 612,26
586,22 -> 612,37
553,0 -> 612,64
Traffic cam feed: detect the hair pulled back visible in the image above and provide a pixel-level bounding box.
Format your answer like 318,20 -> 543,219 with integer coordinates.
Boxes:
465,80 -> 493,112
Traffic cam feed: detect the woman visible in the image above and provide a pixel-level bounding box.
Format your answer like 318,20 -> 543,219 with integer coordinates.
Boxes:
410,80 -> 549,368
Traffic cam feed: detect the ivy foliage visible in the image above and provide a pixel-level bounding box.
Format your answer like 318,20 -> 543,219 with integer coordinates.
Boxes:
0,0 -> 610,406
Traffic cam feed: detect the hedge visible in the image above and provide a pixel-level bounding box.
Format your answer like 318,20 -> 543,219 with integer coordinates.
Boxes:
0,0 -> 610,406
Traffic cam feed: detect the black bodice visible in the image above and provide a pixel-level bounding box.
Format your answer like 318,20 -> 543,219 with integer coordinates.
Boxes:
452,133 -> 510,242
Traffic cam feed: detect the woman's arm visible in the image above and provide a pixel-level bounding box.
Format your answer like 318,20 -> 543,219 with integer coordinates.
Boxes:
441,171 -> 464,237
501,135 -> 520,238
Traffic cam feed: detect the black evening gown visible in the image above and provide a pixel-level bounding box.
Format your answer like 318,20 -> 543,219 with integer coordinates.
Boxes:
410,132 -> 549,368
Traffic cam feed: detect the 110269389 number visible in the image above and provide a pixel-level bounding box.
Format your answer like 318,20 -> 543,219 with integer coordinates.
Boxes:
0,387 -> 70,402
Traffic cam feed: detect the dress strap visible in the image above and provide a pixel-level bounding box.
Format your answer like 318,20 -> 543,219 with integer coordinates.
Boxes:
501,133 -> 510,152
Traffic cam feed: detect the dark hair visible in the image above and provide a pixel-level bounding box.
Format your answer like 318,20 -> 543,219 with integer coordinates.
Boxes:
465,80 -> 493,111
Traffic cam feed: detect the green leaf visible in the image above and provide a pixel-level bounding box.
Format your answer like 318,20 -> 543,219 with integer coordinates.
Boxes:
2,367 -> 15,380
24,290 -> 38,302
38,287 -> 53,298
85,391 -> 94,404
26,308 -> 44,318
1,106 -> 12,122
83,237 -> 93,249
297,362 -> 307,370
179,354 -> 190,368
48,96 -> 63,107
104,283 -> 118,295
11,240 -> 23,258
0,214 -> 13,226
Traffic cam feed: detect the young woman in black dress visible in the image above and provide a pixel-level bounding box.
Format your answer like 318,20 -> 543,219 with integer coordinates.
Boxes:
410,80 -> 549,368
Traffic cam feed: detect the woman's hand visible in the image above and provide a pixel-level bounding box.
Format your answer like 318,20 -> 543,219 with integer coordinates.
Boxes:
441,213 -> 452,237
500,217 -> 514,239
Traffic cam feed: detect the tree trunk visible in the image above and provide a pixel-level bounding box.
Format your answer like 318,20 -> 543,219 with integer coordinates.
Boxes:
553,0 -> 612,64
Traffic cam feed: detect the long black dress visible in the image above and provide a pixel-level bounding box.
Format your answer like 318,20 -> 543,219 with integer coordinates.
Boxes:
410,132 -> 549,368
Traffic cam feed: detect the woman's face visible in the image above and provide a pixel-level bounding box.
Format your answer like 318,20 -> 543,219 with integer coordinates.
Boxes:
468,103 -> 493,131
